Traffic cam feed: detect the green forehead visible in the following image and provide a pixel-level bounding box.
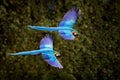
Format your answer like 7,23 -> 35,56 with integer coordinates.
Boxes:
54,51 -> 59,53
72,29 -> 78,33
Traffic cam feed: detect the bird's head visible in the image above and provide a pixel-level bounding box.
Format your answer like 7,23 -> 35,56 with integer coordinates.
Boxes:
54,51 -> 60,57
72,29 -> 79,40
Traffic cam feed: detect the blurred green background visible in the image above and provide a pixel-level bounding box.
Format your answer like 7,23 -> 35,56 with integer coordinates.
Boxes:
0,0 -> 120,80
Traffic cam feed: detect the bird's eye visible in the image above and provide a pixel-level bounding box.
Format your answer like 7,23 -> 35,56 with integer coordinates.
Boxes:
72,32 -> 78,36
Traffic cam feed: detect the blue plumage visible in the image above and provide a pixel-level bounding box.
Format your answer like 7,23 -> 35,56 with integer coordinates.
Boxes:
59,7 -> 79,27
40,35 -> 53,49
28,7 -> 79,40
9,35 -> 63,69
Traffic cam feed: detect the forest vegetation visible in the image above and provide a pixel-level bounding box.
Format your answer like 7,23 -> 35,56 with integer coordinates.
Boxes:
0,0 -> 120,80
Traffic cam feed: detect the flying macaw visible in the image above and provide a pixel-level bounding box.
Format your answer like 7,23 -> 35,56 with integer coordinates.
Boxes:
9,35 -> 63,69
28,7 -> 79,40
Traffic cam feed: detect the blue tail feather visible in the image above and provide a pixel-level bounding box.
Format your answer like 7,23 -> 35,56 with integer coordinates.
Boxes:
9,50 -> 42,56
28,25 -> 72,31
28,26 -> 57,32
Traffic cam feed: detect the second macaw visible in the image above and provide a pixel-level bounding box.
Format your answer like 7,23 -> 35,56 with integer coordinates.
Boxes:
28,7 -> 79,40
9,35 -> 63,69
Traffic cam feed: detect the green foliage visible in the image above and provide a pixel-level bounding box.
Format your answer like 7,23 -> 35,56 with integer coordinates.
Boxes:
0,0 -> 120,80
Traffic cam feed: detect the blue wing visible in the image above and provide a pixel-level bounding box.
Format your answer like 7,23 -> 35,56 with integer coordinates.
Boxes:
58,30 -> 75,40
40,35 -> 63,68
40,34 -> 53,49
9,50 -> 42,56
42,53 -> 63,69
59,7 -> 79,28
28,26 -> 72,31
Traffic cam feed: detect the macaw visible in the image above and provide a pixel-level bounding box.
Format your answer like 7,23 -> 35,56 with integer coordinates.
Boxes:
28,7 -> 79,40
9,35 -> 63,69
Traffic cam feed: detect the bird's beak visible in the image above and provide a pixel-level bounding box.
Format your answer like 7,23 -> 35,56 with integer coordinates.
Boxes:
74,36 -> 78,40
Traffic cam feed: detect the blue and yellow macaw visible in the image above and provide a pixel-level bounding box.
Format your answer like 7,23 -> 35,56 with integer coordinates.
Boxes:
9,35 -> 63,69
28,7 -> 79,40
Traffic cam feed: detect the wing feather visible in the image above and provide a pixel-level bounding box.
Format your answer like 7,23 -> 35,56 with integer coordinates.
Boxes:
40,35 -> 53,49
59,7 -> 79,27
42,53 -> 63,69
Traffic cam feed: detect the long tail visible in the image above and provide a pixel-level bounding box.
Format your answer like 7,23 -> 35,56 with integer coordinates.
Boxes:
28,26 -> 58,32
9,50 -> 42,56
28,26 -> 72,32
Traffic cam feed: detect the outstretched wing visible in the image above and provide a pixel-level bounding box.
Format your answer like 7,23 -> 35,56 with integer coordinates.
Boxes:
9,50 -> 42,56
59,7 -> 79,28
42,53 -> 63,69
40,34 -> 53,49
58,30 -> 75,40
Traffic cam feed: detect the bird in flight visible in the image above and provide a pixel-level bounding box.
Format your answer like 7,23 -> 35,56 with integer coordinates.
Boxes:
9,35 -> 63,69
28,7 -> 79,40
